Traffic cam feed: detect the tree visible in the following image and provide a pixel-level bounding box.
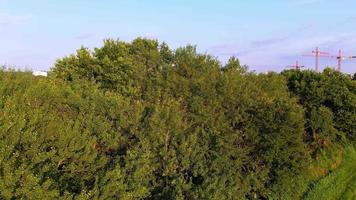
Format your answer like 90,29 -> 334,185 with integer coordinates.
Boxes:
2,39 -> 353,199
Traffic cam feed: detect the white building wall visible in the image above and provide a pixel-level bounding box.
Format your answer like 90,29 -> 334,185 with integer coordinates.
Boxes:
33,71 -> 48,77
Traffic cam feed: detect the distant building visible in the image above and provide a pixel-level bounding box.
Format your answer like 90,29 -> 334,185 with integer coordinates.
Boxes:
33,71 -> 48,77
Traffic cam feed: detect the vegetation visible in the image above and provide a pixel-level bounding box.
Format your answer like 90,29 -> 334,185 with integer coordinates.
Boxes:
303,144 -> 356,200
0,38 -> 355,199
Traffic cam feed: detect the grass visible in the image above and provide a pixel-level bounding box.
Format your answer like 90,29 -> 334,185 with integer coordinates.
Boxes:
303,144 -> 356,200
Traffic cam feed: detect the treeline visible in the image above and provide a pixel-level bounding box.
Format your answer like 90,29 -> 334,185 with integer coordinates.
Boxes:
0,38 -> 355,200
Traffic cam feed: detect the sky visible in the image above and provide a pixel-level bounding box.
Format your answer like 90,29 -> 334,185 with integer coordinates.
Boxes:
0,0 -> 356,73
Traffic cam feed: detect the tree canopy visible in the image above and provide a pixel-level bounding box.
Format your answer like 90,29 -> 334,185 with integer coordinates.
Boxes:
0,38 -> 355,200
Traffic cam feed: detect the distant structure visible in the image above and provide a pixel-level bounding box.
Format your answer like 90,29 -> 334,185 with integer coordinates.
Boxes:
286,61 -> 304,70
328,49 -> 356,71
302,48 -> 356,72
303,47 -> 329,72
33,71 -> 48,77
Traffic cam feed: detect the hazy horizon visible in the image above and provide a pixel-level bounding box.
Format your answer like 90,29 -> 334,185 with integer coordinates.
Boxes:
1,0 -> 356,73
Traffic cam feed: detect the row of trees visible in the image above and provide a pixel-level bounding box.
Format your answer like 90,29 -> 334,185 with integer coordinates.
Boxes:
0,38 -> 355,199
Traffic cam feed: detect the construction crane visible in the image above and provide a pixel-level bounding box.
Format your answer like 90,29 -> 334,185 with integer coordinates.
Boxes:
303,47 -> 330,72
286,61 -> 305,70
328,49 -> 356,71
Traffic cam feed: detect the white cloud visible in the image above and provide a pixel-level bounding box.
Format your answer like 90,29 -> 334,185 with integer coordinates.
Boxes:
0,12 -> 30,25
75,33 -> 95,40
208,31 -> 356,73
291,0 -> 323,6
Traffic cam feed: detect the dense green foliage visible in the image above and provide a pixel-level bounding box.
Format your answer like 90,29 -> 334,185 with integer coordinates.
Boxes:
0,38 -> 355,199
282,70 -> 355,151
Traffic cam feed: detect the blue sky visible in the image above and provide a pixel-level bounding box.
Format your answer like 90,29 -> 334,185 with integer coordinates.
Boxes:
1,0 -> 355,73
